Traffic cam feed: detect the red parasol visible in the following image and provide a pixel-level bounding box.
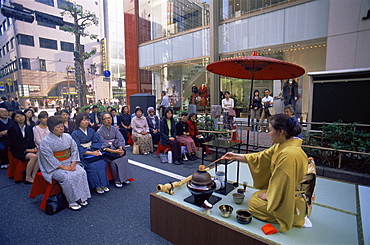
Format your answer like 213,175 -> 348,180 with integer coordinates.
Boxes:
206,52 -> 305,151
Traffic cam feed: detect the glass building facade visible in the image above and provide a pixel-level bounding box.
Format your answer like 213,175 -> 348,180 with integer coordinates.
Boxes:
135,0 -> 329,117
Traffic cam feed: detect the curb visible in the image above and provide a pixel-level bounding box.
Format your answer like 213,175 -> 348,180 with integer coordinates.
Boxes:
316,165 -> 370,186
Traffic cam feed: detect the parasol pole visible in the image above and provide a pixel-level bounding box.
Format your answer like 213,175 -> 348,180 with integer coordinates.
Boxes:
245,74 -> 255,153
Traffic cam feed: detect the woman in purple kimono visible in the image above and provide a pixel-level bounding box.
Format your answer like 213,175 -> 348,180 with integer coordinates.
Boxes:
97,112 -> 134,188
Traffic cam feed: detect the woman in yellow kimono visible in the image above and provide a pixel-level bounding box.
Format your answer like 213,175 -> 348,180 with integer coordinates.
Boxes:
223,113 -> 308,232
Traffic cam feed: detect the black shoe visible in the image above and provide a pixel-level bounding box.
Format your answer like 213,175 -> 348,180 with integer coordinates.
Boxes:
173,159 -> 181,165
177,158 -> 184,164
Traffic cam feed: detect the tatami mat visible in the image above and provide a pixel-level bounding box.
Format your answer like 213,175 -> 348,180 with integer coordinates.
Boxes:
359,185 -> 370,245
156,160 -> 365,244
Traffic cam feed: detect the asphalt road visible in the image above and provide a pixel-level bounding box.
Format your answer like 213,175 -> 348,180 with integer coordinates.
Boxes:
0,148 -> 204,245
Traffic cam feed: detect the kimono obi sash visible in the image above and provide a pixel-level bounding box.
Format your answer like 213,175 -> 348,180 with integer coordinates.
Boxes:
80,141 -> 92,149
53,148 -> 71,161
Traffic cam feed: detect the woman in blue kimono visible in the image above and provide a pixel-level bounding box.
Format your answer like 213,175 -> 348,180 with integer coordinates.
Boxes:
71,113 -> 109,194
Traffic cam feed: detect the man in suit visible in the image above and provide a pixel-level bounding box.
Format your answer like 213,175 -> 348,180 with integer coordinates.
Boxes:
89,105 -> 102,131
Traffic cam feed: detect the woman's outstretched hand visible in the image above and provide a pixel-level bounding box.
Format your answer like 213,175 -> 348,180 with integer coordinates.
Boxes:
221,152 -> 236,160
221,152 -> 246,162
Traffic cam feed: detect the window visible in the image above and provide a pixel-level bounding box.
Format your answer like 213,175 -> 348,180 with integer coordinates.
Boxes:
2,20 -> 6,32
5,42 -> 9,52
35,0 -> 54,7
0,23 -> 2,35
57,0 -> 72,9
35,11 -> 64,28
10,38 -> 14,49
57,0 -> 82,10
19,58 -> 31,70
61,41 -> 74,52
39,59 -> 46,71
17,34 -> 35,46
39,37 -> 57,50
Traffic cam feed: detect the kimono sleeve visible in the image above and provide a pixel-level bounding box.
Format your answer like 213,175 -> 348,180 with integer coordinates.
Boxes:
244,144 -> 277,189
89,128 -> 103,150
39,139 -> 62,174
71,130 -> 89,158
113,127 -> 125,147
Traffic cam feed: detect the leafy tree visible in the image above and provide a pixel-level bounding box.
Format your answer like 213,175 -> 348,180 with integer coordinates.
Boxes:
60,1 -> 98,107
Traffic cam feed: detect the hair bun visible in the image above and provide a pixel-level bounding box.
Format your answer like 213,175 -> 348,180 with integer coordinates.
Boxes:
287,117 -> 296,128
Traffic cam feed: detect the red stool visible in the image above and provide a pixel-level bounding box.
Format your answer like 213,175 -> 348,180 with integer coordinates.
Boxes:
6,151 -> 29,182
29,172 -> 61,211
6,151 -> 17,179
127,131 -> 134,146
106,164 -> 113,180
156,142 -> 171,156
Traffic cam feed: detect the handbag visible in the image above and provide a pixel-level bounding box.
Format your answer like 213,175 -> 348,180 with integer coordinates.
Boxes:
83,154 -> 103,163
133,143 -> 140,155
45,183 -> 68,215
228,108 -> 236,117
103,151 -> 123,161
160,149 -> 168,163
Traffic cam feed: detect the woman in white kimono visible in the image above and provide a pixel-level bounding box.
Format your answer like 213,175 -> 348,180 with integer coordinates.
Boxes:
222,113 -> 309,232
97,112 -> 134,188
38,116 -> 91,211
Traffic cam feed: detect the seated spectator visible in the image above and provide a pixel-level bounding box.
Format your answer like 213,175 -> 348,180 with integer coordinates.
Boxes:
8,111 -> 38,183
131,108 -> 153,155
145,107 -> 160,149
73,107 -> 81,121
110,108 -> 121,129
119,106 -> 131,146
131,106 -> 141,118
106,106 -> 112,113
54,107 -> 62,116
284,105 -> 302,139
83,107 -> 91,114
65,105 -> 72,115
60,109 -> 75,135
187,113 -> 208,154
38,116 -> 91,211
28,106 -> 38,123
0,107 -> 12,169
89,105 -> 102,131
72,113 -> 109,194
7,108 -> 15,119
160,108 -> 183,165
33,111 -> 49,148
97,112 -> 133,188
24,108 -> 36,128
175,112 -> 197,161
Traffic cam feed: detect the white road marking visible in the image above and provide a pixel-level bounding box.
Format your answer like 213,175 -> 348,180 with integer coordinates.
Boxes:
128,159 -> 185,180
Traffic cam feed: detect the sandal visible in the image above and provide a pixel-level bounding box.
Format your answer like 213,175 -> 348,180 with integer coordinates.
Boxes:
69,203 -> 82,211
